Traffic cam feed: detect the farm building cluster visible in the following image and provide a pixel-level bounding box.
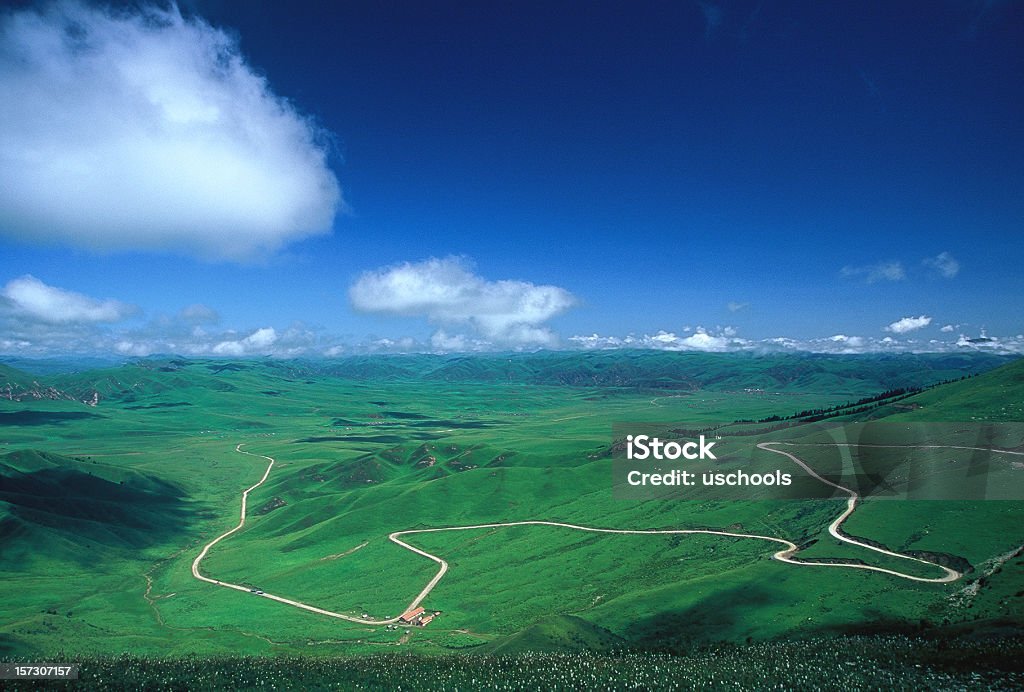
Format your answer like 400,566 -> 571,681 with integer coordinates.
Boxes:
396,606 -> 439,627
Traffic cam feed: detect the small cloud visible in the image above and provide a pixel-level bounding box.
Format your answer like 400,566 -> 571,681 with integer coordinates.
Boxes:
0,2 -> 341,262
829,334 -> 866,348
349,256 -> 577,347
430,330 -> 467,351
940,324 -> 957,333
841,261 -> 906,283
885,315 -> 932,334
726,301 -> 748,312
364,336 -> 419,353
922,252 -> 960,278
212,327 -> 277,356
114,340 -> 154,357
680,328 -> 731,351
568,333 -> 623,350
1,275 -> 135,324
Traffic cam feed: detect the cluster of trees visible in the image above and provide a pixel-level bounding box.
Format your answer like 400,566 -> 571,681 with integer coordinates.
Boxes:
756,387 -> 923,424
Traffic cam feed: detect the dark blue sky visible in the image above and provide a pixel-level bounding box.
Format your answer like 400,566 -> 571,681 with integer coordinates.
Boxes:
1,0 -> 1022,355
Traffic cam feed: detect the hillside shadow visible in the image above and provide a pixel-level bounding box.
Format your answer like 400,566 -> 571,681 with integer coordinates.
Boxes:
0,466 -> 193,564
0,410 -> 104,425
623,583 -> 777,650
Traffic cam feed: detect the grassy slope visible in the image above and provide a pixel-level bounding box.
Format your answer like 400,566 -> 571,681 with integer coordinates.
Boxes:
0,353 -> 1019,656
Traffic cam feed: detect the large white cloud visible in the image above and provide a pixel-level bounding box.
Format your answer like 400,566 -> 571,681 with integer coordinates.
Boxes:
0,1 -> 341,261
1,274 -> 135,323
885,315 -> 932,334
349,257 -> 577,346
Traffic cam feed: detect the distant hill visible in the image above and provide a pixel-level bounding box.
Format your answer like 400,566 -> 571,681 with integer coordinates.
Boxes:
0,352 -> 1013,405
0,356 -> 122,376
412,351 -> 1012,391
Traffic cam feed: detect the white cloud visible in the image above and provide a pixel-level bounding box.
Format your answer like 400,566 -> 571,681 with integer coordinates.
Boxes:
96,318 -> 326,358
940,324 -> 957,333
568,333 -> 622,349
726,301 -> 748,312
840,261 -> 906,283
828,334 -> 866,348
680,329 -> 731,351
0,1 -> 341,261
212,327 -> 277,355
563,327 -> 1024,356
1,275 -> 134,324
885,315 -> 932,334
923,251 -> 960,278
568,327 -> 744,352
349,257 -> 577,347
430,330 -> 468,351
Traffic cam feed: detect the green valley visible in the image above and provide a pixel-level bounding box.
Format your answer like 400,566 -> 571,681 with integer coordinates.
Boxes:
1,351 -> 1022,686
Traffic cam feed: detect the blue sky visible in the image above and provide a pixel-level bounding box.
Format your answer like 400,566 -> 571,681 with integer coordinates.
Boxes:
0,0 -> 1022,356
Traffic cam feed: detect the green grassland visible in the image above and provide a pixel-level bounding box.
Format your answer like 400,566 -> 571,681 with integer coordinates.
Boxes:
1,351 -> 1022,665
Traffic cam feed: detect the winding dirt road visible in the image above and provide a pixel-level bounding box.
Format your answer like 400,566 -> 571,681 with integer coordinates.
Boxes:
190,440 -> 1007,624
191,446 -> 390,624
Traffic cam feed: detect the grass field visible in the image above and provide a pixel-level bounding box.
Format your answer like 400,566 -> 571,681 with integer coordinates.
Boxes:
1,351 -> 1022,682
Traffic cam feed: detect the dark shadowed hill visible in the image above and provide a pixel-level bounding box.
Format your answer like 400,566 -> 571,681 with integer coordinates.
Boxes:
0,450 -> 191,567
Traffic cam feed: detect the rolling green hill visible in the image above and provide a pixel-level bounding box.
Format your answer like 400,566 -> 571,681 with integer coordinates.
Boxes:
884,355 -> 1024,422
0,351 -> 1020,662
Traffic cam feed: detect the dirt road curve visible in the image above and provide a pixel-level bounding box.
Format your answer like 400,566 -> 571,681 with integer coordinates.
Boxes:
191,441 -> 983,624
191,446 -> 397,624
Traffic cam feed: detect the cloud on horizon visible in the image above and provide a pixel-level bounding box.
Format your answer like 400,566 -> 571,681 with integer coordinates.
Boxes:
0,1 -> 341,261
569,327 -> 744,352
349,257 -> 577,347
1,277 -> 1019,357
566,329 -> 1023,355
211,327 -> 278,356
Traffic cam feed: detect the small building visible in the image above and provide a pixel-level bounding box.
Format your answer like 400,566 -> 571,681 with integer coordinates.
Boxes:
418,614 -> 434,627
399,606 -> 425,624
